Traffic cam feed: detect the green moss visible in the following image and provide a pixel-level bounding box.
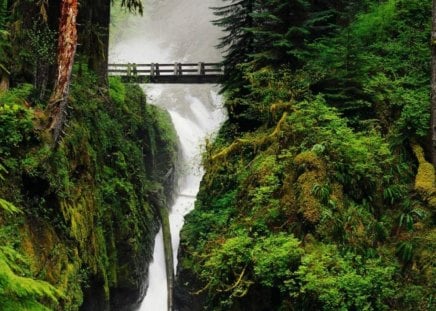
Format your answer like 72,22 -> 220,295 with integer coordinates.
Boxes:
0,211 -> 61,310
412,144 -> 436,208
294,151 -> 326,224
0,65 -> 177,309
109,77 -> 126,107
177,84 -> 432,310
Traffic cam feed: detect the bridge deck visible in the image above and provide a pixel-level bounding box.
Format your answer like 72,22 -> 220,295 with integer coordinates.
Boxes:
108,62 -> 223,84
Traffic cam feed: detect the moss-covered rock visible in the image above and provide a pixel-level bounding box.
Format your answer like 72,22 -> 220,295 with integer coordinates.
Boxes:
175,97 -> 435,310
0,70 -> 177,310
412,144 -> 436,208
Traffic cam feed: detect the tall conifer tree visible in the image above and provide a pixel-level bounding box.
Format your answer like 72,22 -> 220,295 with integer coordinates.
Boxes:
248,0 -> 310,69
212,0 -> 254,95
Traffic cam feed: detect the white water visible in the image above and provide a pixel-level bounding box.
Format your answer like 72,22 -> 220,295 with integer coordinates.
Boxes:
109,1 -> 226,310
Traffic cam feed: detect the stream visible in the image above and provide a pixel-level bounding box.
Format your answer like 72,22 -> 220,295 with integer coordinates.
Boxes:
109,1 -> 226,310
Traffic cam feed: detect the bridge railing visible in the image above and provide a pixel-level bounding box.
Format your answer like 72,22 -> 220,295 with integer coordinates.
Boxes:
107,62 -> 224,77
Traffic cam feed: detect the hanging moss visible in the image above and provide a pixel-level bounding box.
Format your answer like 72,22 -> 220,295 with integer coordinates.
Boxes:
0,68 -> 177,310
294,151 -> 327,224
412,144 -> 436,208
0,205 -> 61,311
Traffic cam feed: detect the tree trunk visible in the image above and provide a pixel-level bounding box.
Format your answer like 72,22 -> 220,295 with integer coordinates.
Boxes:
46,0 -> 78,143
84,0 -> 110,86
92,0 -> 110,87
0,71 -> 9,91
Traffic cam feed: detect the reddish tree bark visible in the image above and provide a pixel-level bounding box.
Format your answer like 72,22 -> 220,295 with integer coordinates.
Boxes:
46,0 -> 78,142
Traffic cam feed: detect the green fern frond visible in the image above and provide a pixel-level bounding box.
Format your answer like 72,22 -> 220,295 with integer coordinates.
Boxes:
0,249 -> 61,310
0,163 -> 6,180
0,199 -> 21,214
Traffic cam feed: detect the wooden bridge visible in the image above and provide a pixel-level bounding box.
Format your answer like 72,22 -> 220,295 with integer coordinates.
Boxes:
108,62 -> 223,83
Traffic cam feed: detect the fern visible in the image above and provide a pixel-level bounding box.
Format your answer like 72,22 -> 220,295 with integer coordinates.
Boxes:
0,202 -> 59,310
0,248 -> 60,310
0,163 -> 20,214
0,162 -> 56,309
0,162 -> 6,180
0,199 -> 20,214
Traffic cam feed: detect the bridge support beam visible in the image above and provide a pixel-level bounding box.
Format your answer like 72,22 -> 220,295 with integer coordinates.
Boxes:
174,63 -> 182,75
197,62 -> 205,75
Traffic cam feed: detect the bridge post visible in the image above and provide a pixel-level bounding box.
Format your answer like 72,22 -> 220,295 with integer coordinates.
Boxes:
127,63 -> 132,76
151,63 -> 155,76
156,63 -> 160,75
197,62 -> 205,75
174,62 -> 182,75
132,63 -> 137,76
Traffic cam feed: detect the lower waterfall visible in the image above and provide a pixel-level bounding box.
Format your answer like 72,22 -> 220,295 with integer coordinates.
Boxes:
109,1 -> 224,308
138,85 -> 226,310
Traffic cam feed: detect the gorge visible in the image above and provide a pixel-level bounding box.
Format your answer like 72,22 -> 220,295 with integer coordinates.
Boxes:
109,1 -> 226,309
0,0 -> 434,310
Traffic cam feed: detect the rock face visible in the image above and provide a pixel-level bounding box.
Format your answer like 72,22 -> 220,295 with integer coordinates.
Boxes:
0,77 -> 177,310
174,261 -> 206,311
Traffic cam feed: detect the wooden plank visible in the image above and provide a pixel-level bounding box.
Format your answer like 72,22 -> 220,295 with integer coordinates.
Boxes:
150,74 -> 221,83
108,62 -> 222,67
180,69 -> 198,73
152,63 -> 176,67
108,63 -> 152,67
152,69 -> 174,73
117,74 -> 221,84
108,64 -> 130,67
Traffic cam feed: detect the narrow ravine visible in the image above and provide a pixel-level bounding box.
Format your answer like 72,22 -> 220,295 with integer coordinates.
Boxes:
139,85 -> 226,310
109,1 -> 225,309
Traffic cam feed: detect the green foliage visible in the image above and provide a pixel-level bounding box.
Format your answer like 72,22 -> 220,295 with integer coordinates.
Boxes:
202,232 -> 253,295
288,97 -> 393,200
26,22 -> 57,67
0,84 -> 35,157
119,0 -> 143,14
212,0 -> 255,96
0,247 -> 60,310
109,77 -> 126,107
192,232 -> 303,307
305,0 -> 430,137
178,2 -> 434,310
0,198 -> 20,215
0,162 -> 19,215
0,0 -> 7,29
247,0 -> 310,68
0,162 -> 6,180
0,0 -> 10,75
252,233 -> 303,290
295,245 -> 397,310
0,206 -> 60,310
0,62 -> 178,309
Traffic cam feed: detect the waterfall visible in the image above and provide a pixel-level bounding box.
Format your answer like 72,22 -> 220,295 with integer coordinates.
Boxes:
109,1 -> 226,310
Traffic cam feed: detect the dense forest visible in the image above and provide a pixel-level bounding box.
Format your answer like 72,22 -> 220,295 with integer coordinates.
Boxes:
175,0 -> 435,310
0,0 -> 435,310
